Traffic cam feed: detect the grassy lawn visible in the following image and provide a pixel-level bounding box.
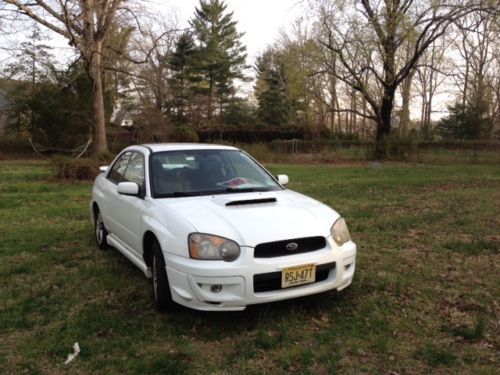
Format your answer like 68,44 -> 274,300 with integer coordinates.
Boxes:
0,160 -> 499,374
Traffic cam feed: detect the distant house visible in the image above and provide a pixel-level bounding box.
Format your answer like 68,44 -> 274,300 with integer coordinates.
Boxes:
0,88 -> 10,137
110,105 -> 134,128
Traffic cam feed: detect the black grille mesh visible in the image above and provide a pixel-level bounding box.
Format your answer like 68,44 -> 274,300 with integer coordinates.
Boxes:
254,236 -> 326,258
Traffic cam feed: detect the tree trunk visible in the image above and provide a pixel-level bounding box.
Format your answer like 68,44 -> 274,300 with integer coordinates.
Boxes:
329,67 -> 335,132
362,71 -> 369,139
90,41 -> 108,153
207,76 -> 213,121
374,88 -> 394,158
399,41 -> 414,136
425,88 -> 433,139
328,54 -> 342,134
400,71 -> 413,136
350,89 -> 357,135
420,93 -> 427,136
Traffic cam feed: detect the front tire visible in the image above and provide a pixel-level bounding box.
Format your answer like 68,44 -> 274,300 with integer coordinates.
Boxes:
152,240 -> 174,312
94,210 -> 109,250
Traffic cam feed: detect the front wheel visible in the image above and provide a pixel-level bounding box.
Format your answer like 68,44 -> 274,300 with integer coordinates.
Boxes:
152,240 -> 174,312
94,210 -> 109,250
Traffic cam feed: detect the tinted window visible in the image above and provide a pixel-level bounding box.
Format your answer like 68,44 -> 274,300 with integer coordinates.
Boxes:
108,151 -> 132,183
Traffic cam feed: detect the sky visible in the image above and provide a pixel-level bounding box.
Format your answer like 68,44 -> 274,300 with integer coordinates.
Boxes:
0,0 -> 305,71
154,0 -> 305,62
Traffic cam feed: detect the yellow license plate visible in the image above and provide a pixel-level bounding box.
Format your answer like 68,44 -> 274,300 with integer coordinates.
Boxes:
281,264 -> 316,288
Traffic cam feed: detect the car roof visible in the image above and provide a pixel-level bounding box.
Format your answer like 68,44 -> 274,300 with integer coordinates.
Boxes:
133,143 -> 239,153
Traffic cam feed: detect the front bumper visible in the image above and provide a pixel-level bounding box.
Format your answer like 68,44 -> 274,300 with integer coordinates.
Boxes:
164,237 -> 356,311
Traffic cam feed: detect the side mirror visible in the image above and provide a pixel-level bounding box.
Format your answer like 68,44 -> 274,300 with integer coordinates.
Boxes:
117,182 -> 139,196
99,166 -> 108,173
277,174 -> 289,186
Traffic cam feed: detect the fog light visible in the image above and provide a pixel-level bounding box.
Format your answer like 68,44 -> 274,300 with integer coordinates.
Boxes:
210,284 -> 222,293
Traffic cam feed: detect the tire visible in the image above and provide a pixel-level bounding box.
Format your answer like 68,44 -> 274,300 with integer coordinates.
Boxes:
94,209 -> 109,250
152,240 -> 174,312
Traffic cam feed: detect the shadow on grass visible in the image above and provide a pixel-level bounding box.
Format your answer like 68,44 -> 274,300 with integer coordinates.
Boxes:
159,287 -> 356,342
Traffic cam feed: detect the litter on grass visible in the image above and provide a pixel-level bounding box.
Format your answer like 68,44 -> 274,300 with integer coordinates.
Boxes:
64,342 -> 80,365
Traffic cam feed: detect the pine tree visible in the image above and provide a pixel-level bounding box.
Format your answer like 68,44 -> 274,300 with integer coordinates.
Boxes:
438,73 -> 494,141
4,25 -> 55,137
437,101 -> 493,140
254,50 -> 290,126
168,32 -> 197,123
189,0 -> 248,122
5,26 -> 55,89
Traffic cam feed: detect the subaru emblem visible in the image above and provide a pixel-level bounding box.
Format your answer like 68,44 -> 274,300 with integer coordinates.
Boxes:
286,242 -> 299,251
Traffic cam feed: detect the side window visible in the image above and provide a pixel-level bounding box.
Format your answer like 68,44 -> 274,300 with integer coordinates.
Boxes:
108,151 -> 132,184
124,152 -> 145,189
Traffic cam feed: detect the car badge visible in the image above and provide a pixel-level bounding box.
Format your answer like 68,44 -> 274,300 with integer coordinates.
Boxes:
286,242 -> 299,251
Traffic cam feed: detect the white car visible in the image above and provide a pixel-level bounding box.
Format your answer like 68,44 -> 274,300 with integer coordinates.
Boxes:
90,144 -> 356,311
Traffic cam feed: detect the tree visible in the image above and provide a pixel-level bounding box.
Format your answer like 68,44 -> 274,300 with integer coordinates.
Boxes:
277,23 -> 323,133
415,37 -> 448,139
3,25 -> 54,86
3,25 -> 55,134
7,61 -> 95,148
189,0 -> 248,122
398,39 -> 416,136
437,100 -> 492,140
101,24 -> 135,117
223,97 -> 256,126
254,49 -> 290,126
168,32 -> 197,123
452,8 -> 499,137
255,21 -> 327,134
1,0 -> 126,153
314,0 -> 495,157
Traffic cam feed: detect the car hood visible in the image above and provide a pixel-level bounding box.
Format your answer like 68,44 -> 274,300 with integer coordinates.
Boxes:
156,190 -> 338,248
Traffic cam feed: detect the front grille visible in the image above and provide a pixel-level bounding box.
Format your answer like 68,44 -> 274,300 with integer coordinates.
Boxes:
254,236 -> 326,258
253,262 -> 335,293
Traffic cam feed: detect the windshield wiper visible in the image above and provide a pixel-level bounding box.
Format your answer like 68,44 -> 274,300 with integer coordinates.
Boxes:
158,191 -> 200,197
159,189 -> 227,197
225,187 -> 271,193
157,187 -> 272,198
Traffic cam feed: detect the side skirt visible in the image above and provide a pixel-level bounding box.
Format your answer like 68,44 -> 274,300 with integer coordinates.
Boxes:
107,234 -> 152,278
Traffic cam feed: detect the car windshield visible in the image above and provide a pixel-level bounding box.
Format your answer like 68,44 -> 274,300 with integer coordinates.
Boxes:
150,149 -> 282,198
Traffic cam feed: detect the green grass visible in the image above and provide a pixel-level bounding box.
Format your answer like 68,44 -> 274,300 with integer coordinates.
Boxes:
240,142 -> 500,165
1,160 -> 499,373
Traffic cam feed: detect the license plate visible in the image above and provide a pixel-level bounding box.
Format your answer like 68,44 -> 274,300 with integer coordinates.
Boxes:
281,264 -> 316,288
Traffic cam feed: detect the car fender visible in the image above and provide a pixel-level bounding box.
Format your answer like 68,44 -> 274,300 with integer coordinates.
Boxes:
141,202 -> 197,259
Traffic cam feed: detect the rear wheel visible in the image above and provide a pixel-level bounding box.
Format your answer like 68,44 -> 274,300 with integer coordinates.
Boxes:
152,240 -> 174,312
94,210 -> 109,250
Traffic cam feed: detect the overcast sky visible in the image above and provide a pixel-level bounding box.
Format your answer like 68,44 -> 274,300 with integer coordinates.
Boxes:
0,0 -> 304,67
153,0 -> 305,61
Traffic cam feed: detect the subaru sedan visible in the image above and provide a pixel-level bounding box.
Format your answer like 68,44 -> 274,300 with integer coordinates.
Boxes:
90,144 -> 356,311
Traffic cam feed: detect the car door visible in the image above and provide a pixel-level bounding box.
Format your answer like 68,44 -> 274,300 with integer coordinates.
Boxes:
100,151 -> 133,235
111,151 -> 148,254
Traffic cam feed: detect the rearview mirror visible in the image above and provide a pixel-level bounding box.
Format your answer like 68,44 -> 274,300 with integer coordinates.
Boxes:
277,174 -> 289,185
117,182 -> 139,196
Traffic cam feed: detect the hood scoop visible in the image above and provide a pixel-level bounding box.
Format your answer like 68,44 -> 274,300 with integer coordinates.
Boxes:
225,197 -> 277,207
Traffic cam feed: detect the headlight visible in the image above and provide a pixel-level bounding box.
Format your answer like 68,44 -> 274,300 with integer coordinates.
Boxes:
188,233 -> 240,261
330,217 -> 351,246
